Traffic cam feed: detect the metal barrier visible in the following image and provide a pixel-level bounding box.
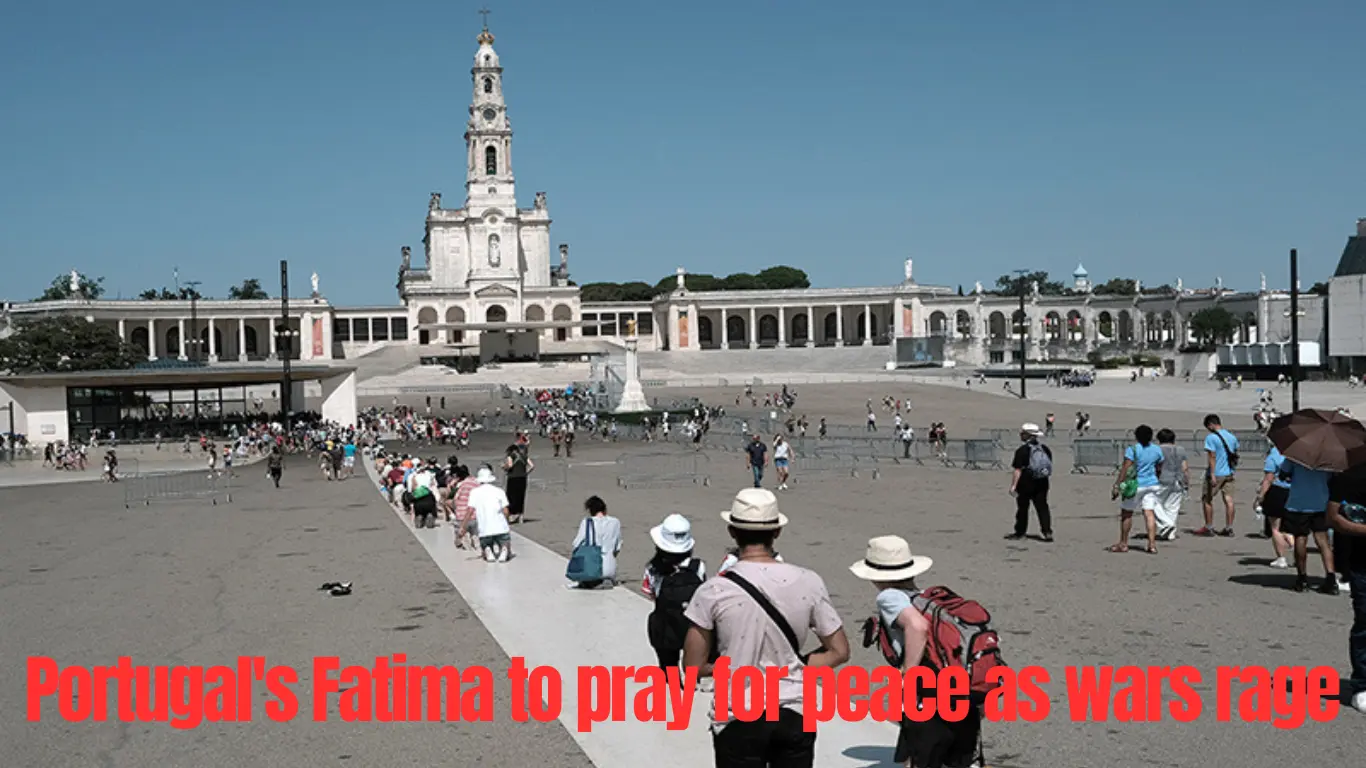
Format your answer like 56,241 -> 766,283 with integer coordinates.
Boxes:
617,452 -> 712,490
124,469 -> 233,507
791,452 -> 880,481
1071,439 -> 1124,474
528,461 -> 571,494
938,439 -> 1002,470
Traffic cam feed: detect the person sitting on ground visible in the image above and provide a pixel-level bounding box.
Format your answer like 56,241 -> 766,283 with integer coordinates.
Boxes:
569,495 -> 622,589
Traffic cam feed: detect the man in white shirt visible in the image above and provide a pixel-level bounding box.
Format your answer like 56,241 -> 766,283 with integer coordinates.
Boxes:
469,465 -> 512,562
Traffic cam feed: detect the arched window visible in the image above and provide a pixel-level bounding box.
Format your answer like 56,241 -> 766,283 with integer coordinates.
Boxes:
485,146 -> 497,175
483,77 -> 493,94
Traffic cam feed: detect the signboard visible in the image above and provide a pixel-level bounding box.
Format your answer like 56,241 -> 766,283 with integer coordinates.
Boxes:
312,318 -> 324,358
41,424 -> 56,435
894,336 -> 945,367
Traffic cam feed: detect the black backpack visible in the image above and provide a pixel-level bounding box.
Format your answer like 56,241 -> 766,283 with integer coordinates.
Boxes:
647,559 -> 706,651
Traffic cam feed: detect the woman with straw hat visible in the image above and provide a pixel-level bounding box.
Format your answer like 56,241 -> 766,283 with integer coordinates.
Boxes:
850,536 -> 981,768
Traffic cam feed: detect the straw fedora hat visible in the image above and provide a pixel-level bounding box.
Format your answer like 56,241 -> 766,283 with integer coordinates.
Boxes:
720,488 -> 788,530
849,536 -> 933,581
650,514 -> 696,554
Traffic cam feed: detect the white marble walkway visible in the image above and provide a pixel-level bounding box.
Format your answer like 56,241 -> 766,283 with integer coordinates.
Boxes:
376,482 -> 902,767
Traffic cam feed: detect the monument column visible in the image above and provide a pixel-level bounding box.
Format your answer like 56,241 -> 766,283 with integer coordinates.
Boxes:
237,318 -> 247,362
835,306 -> 844,347
748,307 -> 757,349
863,303 -> 872,346
177,318 -> 186,359
720,308 -> 729,349
777,306 -> 786,347
207,319 -> 217,361
147,319 -> 158,360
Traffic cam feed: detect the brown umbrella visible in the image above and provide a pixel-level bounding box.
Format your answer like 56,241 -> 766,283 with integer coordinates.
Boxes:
1267,408 -> 1366,472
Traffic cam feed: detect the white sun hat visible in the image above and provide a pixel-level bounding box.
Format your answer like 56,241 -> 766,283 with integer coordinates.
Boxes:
848,535 -> 933,581
650,514 -> 696,554
475,466 -> 497,484
1020,423 -> 1043,437
720,488 -> 788,530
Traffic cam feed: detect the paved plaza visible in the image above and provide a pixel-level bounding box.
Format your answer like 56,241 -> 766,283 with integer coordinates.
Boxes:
3,380 -> 1362,767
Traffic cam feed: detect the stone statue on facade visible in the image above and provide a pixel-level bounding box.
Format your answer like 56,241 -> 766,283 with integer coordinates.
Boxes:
69,269 -> 81,295
488,234 -> 501,267
401,246 -> 411,271
904,258 -> 914,284
677,267 -> 687,291
1260,272 -> 1267,293
973,280 -> 983,295
429,192 -> 441,212
1176,277 -> 1183,294
311,272 -> 320,297
534,191 -> 547,211
1030,280 -> 1039,297
1216,276 -> 1224,292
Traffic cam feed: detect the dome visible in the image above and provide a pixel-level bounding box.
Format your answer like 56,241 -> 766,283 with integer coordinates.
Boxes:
474,28 -> 500,68
1073,262 -> 1088,277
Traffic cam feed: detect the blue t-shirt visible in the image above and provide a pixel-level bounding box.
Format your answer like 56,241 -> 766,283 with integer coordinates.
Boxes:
343,443 -> 356,458
1125,443 -> 1164,487
1283,461 -> 1332,513
1203,429 -> 1240,477
1264,447 -> 1291,490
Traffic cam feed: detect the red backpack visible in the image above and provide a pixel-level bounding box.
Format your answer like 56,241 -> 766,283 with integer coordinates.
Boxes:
863,586 -> 1006,697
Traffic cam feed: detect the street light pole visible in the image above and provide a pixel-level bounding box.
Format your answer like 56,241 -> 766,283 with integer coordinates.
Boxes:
1290,248 -> 1300,411
1014,269 -> 1029,398
279,260 -> 293,430
185,280 -> 202,364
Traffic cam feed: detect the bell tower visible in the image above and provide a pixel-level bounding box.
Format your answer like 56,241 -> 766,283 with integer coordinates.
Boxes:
465,22 -> 515,214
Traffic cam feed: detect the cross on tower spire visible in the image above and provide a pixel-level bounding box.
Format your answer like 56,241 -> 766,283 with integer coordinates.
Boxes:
478,6 -> 491,30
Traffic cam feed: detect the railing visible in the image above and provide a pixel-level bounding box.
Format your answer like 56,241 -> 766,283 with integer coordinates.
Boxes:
124,469 -> 233,507
616,451 -> 711,490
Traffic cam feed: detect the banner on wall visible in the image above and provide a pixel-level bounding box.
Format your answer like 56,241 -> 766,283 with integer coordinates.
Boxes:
678,314 -> 689,349
902,307 -> 914,337
312,318 -> 324,358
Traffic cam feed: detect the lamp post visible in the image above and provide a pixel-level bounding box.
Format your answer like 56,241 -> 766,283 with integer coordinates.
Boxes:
1289,248 -> 1300,411
1014,269 -> 1029,398
184,280 -> 202,363
277,260 -> 299,430
1,400 -> 14,463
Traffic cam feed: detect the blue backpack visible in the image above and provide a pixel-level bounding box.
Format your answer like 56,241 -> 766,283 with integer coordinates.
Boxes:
566,519 -> 604,582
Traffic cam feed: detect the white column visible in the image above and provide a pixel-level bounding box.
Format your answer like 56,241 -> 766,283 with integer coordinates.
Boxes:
892,298 -> 904,339
300,313 -> 314,361
177,318 -> 186,359
748,307 -> 757,349
117,319 -> 126,342
777,306 -> 786,347
207,318 -> 217,361
237,318 -> 247,361
688,304 -> 699,350
720,308 -> 729,349
806,305 -> 815,346
835,306 -> 844,347
269,322 -> 278,358
147,319 -> 157,360
863,303 -> 872,346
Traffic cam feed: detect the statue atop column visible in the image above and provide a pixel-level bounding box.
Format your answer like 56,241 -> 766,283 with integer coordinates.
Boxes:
1259,272 -> 1267,293
401,246 -> 411,272
69,269 -> 81,297
311,271 -> 320,298
1176,277 -> 1183,294
1030,280 -> 1039,297
903,258 -> 914,284
676,267 -> 687,292
429,192 -> 441,212
973,280 -> 983,295
534,191 -> 547,211
1216,275 -> 1224,293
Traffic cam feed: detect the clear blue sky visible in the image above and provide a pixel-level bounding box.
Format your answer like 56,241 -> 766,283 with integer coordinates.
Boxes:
2,0 -> 1361,304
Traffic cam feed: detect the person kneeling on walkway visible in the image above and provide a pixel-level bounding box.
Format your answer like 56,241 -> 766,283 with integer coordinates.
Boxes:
683,488 -> 849,768
469,465 -> 512,563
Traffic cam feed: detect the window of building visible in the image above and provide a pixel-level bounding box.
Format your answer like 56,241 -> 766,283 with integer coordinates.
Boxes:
353,318 -> 370,342
599,312 -> 617,336
391,317 -> 408,341
637,312 -> 653,334
483,77 -> 493,94
582,313 -> 597,337
989,351 -> 1005,364
372,318 -> 389,341
485,146 -> 497,175
1010,350 -> 1023,362
333,318 -> 350,342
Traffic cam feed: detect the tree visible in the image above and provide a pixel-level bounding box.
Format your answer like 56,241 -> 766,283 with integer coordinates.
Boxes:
1308,281 -> 1329,295
139,288 -> 179,300
0,316 -> 142,373
754,266 -> 810,290
1187,307 -> 1238,346
34,273 -> 105,301
992,271 -> 1065,296
1093,278 -> 1137,296
227,278 -> 269,300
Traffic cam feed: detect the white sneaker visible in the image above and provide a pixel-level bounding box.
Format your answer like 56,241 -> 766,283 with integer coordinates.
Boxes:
1338,576 -> 1352,594
1352,691 -> 1366,714
1268,556 -> 1289,569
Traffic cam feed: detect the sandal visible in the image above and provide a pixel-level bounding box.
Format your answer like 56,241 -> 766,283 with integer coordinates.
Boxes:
1105,544 -> 1129,553
1144,545 -> 1158,554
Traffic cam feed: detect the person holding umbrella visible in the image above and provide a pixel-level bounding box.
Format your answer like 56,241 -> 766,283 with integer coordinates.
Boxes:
1268,409 -> 1364,595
